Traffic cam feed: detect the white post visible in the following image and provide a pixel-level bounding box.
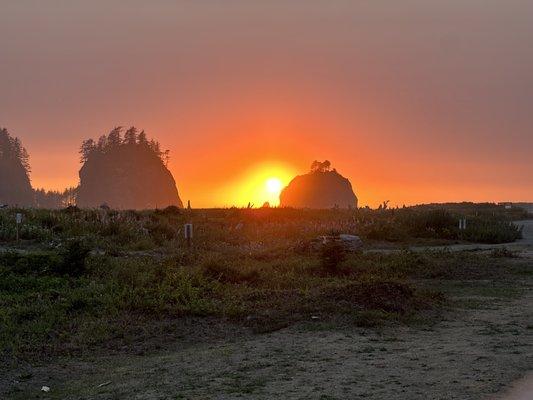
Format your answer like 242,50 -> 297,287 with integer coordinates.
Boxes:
15,213 -> 22,242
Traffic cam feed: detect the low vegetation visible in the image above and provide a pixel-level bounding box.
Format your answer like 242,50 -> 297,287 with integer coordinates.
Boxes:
0,204 -> 528,359
0,203 -> 525,246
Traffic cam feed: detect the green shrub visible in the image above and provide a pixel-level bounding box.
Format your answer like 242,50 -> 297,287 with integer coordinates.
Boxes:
459,220 -> 522,243
201,258 -> 260,285
0,240 -> 91,277
320,241 -> 346,273
0,252 -> 62,275
56,239 -> 91,276
156,205 -> 181,216
146,219 -> 175,244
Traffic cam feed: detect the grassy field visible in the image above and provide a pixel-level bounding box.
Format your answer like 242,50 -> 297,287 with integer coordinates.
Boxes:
0,204 -> 527,360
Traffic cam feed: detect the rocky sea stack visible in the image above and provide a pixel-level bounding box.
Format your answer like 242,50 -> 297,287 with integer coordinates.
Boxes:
77,127 -> 183,209
0,128 -> 34,206
280,161 -> 357,209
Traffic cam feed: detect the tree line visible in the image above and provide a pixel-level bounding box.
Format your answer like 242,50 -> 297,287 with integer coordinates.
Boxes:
80,126 -> 170,166
0,128 -> 31,173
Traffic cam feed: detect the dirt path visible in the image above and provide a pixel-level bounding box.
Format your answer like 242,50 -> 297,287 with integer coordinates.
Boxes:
379,220 -> 533,257
496,373 -> 533,400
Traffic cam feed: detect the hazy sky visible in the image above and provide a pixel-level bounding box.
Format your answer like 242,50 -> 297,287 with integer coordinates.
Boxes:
1,0 -> 532,207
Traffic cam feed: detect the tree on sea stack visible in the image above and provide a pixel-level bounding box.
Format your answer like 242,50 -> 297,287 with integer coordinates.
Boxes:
279,160 -> 358,209
76,126 -> 183,209
0,128 -> 34,206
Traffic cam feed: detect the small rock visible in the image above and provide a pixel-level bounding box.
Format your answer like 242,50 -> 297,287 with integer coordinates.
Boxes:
308,234 -> 363,253
338,234 -> 363,251
41,386 -> 50,392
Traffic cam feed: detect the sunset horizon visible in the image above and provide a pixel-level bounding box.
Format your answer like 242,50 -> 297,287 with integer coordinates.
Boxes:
4,125 -> 532,209
1,2 -> 532,399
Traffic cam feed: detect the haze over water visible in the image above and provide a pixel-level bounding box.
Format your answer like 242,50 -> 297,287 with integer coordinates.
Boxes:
1,0 -> 532,207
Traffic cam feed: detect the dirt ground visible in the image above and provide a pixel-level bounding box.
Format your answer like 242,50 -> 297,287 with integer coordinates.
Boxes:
2,269 -> 531,399
2,221 -> 532,400
498,373 -> 533,400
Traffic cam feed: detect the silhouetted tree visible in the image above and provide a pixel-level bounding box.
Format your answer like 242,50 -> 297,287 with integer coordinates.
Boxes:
149,139 -> 162,158
107,126 -> 122,148
0,128 -> 34,205
63,186 -> 78,206
96,135 -> 108,152
137,130 -> 148,146
34,187 -> 78,208
310,160 -> 332,173
11,137 -> 31,173
123,127 -> 138,145
80,139 -> 96,163
163,149 -> 170,167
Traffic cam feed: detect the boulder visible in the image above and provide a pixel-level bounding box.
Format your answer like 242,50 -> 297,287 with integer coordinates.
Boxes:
338,234 -> 364,251
307,234 -> 363,253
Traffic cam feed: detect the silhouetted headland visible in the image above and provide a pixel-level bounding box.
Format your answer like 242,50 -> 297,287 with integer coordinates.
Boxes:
0,128 -> 34,206
77,127 -> 183,209
280,160 -> 358,209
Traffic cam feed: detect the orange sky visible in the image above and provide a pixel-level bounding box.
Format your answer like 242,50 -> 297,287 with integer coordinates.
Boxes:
1,1 -> 532,208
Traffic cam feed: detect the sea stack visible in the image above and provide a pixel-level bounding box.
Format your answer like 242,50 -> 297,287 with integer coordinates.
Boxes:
76,127 -> 183,209
280,160 -> 357,209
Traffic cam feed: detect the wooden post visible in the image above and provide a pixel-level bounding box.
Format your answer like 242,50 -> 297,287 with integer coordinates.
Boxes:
184,223 -> 193,248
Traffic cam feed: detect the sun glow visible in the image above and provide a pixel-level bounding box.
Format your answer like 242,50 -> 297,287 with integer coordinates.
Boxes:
213,162 -> 296,207
266,177 -> 283,194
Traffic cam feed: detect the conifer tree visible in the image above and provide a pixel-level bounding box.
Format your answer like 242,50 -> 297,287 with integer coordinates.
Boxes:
123,127 -> 138,145
107,127 -> 122,148
0,128 -> 34,205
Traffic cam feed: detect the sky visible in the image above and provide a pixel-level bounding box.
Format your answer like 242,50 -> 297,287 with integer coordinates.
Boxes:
1,0 -> 532,207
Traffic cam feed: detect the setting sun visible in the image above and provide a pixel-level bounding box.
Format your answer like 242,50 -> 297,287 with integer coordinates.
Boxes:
212,162 -> 295,207
266,177 -> 283,194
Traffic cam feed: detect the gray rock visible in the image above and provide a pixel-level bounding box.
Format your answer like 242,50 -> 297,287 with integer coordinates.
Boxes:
338,234 -> 364,251
306,234 -> 363,253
